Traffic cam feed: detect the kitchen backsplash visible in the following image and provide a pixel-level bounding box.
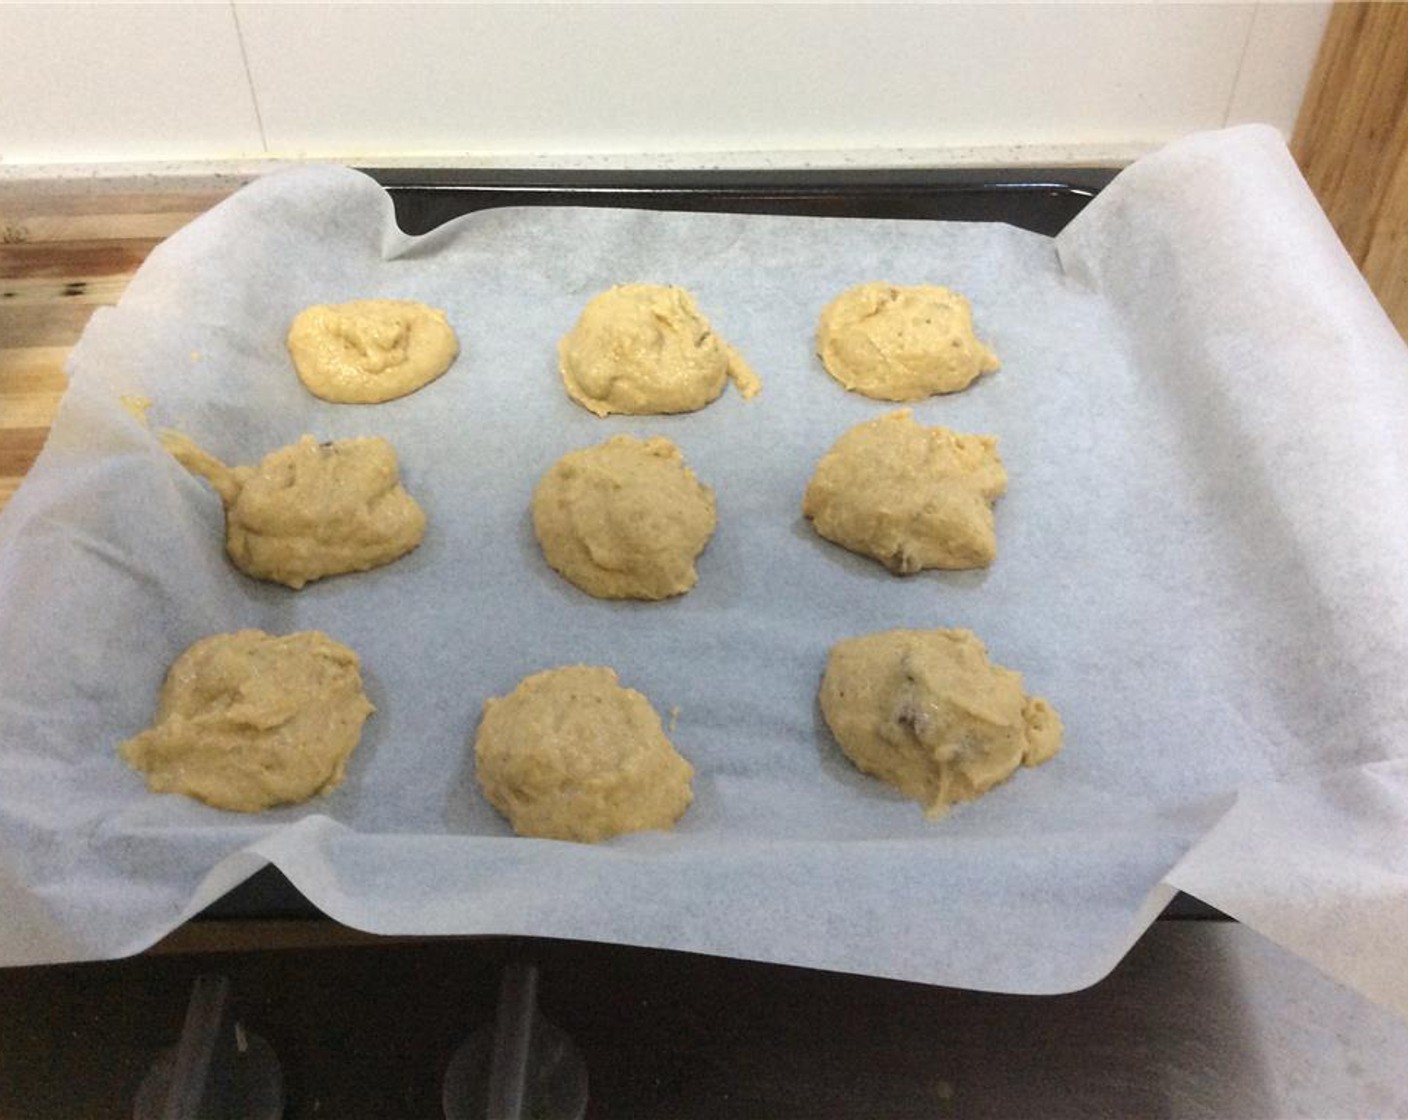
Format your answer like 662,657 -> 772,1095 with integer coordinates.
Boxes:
0,3 -> 1330,169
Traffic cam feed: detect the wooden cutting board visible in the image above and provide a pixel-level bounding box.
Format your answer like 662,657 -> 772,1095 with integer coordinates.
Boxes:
0,188 -> 230,513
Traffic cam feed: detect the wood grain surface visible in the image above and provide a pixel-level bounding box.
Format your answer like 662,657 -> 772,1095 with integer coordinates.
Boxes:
1292,1 -> 1408,338
0,188 -> 229,512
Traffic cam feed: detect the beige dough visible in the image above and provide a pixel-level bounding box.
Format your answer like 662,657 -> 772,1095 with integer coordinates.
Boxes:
120,394 -> 153,424
119,630 -> 374,813
287,299 -> 459,403
162,432 -> 426,590
557,284 -> 761,416
802,409 -> 1006,573
532,435 -> 716,600
474,665 -> 695,842
816,282 -> 1000,401
820,628 -> 1061,817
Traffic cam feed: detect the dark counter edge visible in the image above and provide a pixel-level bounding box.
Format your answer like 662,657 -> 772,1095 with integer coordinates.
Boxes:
201,163 -> 1226,925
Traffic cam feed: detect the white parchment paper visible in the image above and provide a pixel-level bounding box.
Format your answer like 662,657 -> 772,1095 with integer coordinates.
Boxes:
3,126 -> 1406,1012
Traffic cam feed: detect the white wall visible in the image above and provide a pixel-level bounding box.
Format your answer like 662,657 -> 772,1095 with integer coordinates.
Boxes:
0,2 -> 1330,170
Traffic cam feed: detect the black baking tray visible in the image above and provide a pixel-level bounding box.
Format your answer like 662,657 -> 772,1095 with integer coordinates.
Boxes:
371,165 -> 1116,236
198,167 -> 1223,924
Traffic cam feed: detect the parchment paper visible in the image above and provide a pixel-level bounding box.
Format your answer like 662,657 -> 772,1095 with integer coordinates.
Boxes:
2,126 -> 1406,1013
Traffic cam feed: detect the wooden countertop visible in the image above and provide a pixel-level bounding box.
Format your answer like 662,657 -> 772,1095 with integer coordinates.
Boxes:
0,187 -> 230,513
1292,2 -> 1408,341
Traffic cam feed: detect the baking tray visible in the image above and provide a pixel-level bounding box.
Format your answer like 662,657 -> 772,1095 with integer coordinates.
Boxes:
189,166 -> 1218,924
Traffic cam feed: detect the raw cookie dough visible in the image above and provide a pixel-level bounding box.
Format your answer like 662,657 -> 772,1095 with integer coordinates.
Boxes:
119,630 -> 374,813
162,431 -> 426,590
819,628 -> 1061,816
474,665 -> 695,842
532,435 -> 716,600
816,282 -> 1000,401
802,409 -> 1006,573
287,299 -> 459,403
557,284 -> 761,416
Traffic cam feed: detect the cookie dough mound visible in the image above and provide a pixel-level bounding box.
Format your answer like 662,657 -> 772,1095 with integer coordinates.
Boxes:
119,630 -> 374,812
820,628 -> 1061,816
474,665 -> 695,842
557,284 -> 761,416
802,410 -> 1006,573
816,282 -> 999,401
162,432 -> 426,590
532,435 -> 716,600
287,299 -> 458,403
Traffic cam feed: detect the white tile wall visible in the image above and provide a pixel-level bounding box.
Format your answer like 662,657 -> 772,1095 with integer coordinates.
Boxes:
1226,2 -> 1333,135
0,2 -> 1332,169
0,3 -> 261,164
237,4 -> 1257,158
